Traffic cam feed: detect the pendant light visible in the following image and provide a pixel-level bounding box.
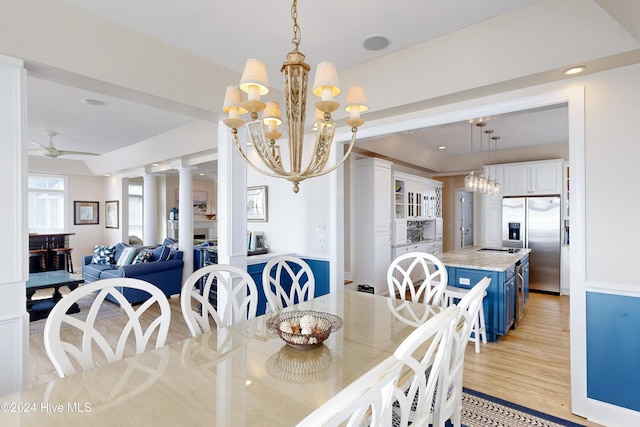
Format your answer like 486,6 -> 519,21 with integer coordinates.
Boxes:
484,129 -> 495,195
491,135 -> 501,196
475,122 -> 487,193
464,121 -> 477,192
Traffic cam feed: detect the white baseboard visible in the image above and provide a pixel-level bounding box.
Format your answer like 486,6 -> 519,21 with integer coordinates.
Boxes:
587,398 -> 640,427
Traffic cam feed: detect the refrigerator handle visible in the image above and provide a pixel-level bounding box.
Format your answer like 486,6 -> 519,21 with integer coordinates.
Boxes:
524,199 -> 528,248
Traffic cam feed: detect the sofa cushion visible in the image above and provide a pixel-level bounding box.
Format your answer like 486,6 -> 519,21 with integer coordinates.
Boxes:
150,245 -> 171,262
91,245 -> 116,265
116,247 -> 138,266
83,263 -> 117,281
132,250 -> 152,264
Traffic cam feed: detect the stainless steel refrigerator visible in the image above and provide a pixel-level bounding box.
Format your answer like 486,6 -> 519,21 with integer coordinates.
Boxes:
502,196 -> 561,294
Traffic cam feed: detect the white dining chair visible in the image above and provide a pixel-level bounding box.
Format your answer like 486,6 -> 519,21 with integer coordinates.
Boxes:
444,284 -> 488,353
43,278 -> 171,378
434,277 -> 491,427
296,356 -> 402,427
391,305 -> 460,427
181,264 -> 258,337
387,251 -> 448,306
262,255 -> 315,312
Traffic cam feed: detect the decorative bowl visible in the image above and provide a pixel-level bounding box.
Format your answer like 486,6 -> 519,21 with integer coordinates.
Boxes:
266,310 -> 343,349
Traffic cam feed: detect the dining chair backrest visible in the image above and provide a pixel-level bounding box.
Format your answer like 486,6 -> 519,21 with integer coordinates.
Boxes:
262,255 -> 315,313
43,278 -> 171,378
295,356 -> 402,427
387,251 -> 448,306
391,305 -> 460,427
433,277 -> 491,427
181,264 -> 258,337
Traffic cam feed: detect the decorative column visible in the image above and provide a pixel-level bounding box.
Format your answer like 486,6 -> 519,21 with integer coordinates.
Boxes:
217,123 -> 248,268
142,173 -> 158,245
0,54 -> 28,394
177,166 -> 196,282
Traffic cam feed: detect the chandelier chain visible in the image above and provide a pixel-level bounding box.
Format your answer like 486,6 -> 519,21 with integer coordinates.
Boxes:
291,0 -> 301,52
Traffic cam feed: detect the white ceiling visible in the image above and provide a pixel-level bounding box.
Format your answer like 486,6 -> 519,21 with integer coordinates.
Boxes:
24,0 -> 631,173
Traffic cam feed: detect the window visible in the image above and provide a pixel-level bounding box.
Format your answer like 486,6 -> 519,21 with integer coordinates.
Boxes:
28,174 -> 67,233
129,183 -> 143,240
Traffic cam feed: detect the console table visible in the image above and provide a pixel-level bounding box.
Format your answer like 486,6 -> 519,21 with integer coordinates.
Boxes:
28,232 -> 75,273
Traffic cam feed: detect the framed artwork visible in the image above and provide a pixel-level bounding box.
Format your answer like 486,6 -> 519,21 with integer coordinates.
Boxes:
193,191 -> 208,214
247,186 -> 268,222
105,200 -> 119,229
74,201 -> 99,225
176,190 -> 208,215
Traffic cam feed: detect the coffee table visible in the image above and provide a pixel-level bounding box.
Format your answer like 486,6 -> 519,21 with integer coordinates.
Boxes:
26,271 -> 84,321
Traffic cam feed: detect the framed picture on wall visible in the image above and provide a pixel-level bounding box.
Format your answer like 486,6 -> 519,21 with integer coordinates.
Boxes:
247,186 -> 268,222
105,200 -> 119,229
74,201 -> 99,225
175,190 -> 208,215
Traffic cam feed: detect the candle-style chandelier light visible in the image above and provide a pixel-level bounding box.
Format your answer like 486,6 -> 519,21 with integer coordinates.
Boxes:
221,0 -> 368,193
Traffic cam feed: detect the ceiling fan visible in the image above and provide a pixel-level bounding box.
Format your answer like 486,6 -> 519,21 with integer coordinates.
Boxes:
29,131 -> 100,159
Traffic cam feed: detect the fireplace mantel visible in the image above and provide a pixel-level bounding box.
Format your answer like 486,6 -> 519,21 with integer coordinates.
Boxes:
167,220 -> 216,240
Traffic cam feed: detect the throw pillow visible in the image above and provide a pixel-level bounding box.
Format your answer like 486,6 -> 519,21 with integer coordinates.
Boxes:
91,245 -> 116,265
116,247 -> 138,266
132,250 -> 152,264
151,245 -> 171,262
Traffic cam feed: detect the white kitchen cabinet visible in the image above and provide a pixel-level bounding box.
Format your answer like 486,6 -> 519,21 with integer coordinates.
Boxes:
502,160 -> 563,196
394,172 -> 442,220
481,164 -> 503,247
354,158 -> 393,295
394,219 -> 407,245
424,241 -> 442,255
481,197 -> 502,247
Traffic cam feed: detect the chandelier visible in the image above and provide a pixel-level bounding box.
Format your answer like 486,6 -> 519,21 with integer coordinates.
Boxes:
222,0 -> 368,193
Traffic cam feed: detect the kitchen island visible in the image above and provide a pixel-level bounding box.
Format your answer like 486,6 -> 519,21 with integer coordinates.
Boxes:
438,246 -> 530,342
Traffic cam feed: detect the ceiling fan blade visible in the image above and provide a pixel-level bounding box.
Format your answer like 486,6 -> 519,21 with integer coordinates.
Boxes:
28,139 -> 49,150
56,150 -> 100,157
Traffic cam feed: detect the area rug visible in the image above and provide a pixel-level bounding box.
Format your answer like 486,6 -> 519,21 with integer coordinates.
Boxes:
459,388 -> 586,427
29,296 -> 123,336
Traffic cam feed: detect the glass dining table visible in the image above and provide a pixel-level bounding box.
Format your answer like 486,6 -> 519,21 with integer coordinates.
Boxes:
0,290 -> 441,426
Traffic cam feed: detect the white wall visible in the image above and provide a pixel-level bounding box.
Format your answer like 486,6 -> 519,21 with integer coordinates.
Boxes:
247,163 -> 331,259
582,64 -> 640,283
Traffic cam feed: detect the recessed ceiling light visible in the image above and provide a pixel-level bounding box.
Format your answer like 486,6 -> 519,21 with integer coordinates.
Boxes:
152,163 -> 160,167
563,66 -> 586,75
363,35 -> 390,51
83,98 -> 105,106
438,146 -> 447,150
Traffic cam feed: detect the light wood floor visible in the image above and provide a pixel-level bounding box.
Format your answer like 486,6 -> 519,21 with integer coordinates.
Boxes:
28,292 -> 599,426
463,292 -> 600,426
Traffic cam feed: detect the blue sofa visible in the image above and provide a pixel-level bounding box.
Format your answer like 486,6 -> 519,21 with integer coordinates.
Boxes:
82,242 -> 184,304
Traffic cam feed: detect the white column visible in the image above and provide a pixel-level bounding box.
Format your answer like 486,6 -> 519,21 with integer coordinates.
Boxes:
217,123 -> 247,269
143,173 -> 158,245
0,54 -> 28,394
177,166 -> 196,282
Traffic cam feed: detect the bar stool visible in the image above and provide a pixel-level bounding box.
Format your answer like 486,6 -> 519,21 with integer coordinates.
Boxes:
54,247 -> 74,273
445,285 -> 487,353
29,249 -> 48,272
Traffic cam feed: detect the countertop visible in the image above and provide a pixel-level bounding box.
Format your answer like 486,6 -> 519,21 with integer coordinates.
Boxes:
438,246 -> 530,272
392,239 -> 441,249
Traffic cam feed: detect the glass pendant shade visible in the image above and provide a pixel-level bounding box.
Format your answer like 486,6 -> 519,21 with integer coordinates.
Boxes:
486,179 -> 495,195
465,171 -> 477,192
477,174 -> 487,193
